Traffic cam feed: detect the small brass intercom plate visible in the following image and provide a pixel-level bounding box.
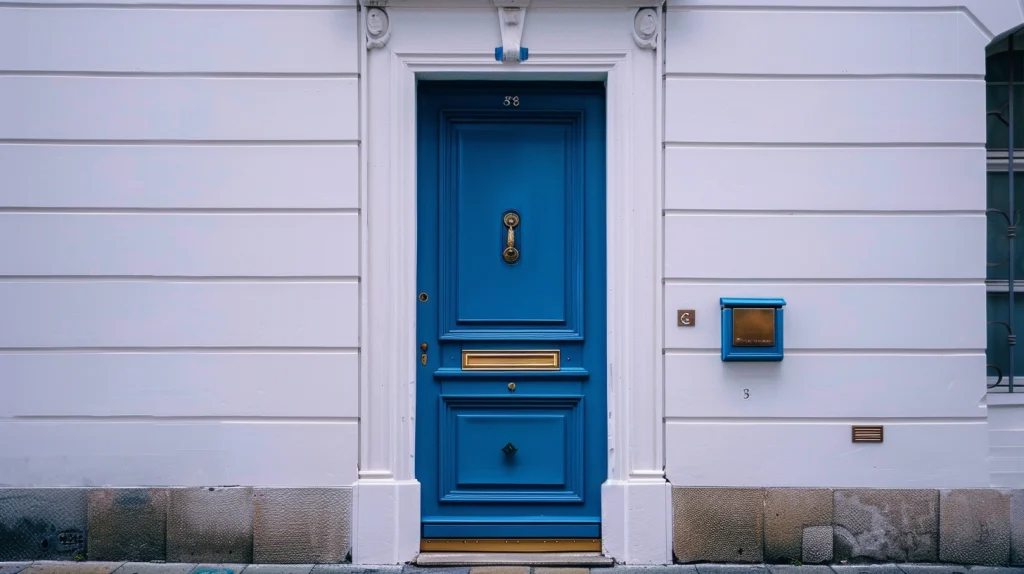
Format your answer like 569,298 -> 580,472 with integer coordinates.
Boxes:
732,308 -> 776,347
677,310 -> 695,327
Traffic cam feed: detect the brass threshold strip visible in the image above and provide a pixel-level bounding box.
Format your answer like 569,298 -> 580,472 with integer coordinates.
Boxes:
421,538 -> 601,552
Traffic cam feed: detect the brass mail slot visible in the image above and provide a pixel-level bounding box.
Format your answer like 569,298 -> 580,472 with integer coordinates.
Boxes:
461,350 -> 561,371
732,307 -> 776,347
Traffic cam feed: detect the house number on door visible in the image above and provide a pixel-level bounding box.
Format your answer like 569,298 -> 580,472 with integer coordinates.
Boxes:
504,96 -> 520,107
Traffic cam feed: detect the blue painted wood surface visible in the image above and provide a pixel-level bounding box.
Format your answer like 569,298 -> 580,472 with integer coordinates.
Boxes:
416,81 -> 607,539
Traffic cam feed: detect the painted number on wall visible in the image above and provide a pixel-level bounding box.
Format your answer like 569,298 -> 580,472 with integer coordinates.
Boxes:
743,389 -> 750,399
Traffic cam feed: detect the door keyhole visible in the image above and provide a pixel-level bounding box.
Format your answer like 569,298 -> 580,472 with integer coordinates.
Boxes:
420,342 -> 428,366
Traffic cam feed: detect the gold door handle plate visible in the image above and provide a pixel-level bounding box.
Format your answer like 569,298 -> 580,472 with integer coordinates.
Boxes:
503,212 -> 520,264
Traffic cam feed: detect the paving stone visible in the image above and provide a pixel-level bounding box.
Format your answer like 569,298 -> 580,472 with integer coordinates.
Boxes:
834,489 -> 940,562
310,567 -> 402,574
968,568 -> 1024,574
672,488 -> 765,563
534,569 -> 590,574
767,567 -> 833,574
166,488 -> 254,563
0,564 -> 31,574
190,564 -> 248,574
0,489 -> 88,561
19,562 -> 123,574
830,566 -> 903,574
241,566 -> 313,574
939,490 -> 1011,566
88,489 -> 169,562
400,567 -> 470,574
1012,490 -> 1024,566
467,568 -> 529,574
252,488 -> 350,564
693,566 -> 766,574
606,564 -> 696,568
764,489 -> 833,564
897,566 -> 970,574
802,525 -> 833,564
111,563 -> 196,574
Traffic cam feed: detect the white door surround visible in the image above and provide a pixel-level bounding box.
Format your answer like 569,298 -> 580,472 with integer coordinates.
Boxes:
353,2 -> 669,565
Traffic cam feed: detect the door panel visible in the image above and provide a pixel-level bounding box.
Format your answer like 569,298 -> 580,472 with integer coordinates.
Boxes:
416,81 -> 606,540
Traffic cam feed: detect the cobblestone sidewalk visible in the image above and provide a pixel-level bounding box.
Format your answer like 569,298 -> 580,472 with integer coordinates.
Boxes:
4,563 -> 1024,574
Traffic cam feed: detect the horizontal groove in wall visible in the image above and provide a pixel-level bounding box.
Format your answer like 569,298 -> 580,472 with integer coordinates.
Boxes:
665,416 -> 986,424
0,346 -> 359,353
0,71 -> 359,79
662,278 -> 983,285
664,5 -> 963,14
0,2 -> 353,8
663,142 -> 984,149
664,73 -> 983,81
663,210 -> 984,216
663,348 -> 985,356
5,415 -> 359,423
0,208 -> 360,214
0,139 -> 360,145
0,276 -> 360,282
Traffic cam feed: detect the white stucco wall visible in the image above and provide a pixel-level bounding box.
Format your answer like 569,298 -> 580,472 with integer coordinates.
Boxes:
662,0 -> 1023,488
0,0 -> 362,487
3,0 -> 1024,497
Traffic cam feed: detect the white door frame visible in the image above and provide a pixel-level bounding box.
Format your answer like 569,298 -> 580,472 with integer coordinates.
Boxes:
353,4 -> 669,565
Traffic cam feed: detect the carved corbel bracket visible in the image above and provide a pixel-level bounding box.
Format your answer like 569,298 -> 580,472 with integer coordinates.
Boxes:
366,6 -> 390,50
494,0 -> 530,63
632,7 -> 659,50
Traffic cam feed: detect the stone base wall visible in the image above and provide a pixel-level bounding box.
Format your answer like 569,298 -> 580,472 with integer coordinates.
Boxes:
0,488 -> 352,564
672,488 -> 1023,567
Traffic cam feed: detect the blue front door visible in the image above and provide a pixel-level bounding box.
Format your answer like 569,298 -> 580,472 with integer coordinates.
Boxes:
415,81 -> 607,540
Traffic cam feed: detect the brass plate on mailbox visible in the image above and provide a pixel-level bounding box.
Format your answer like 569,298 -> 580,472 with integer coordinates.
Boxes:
732,308 -> 776,347
852,425 -> 883,443
461,350 -> 561,371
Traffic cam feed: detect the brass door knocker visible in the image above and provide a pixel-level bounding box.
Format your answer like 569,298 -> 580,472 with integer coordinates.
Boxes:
502,212 -> 520,264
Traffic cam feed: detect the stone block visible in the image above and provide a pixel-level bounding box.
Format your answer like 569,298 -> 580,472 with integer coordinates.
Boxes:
938,489 -> 1010,566
166,487 -> 254,563
467,569 -> 529,574
0,489 -> 88,561
253,488 -> 351,564
533,569 -> 589,574
0,564 -> 30,574
190,565 -> 246,574
672,488 -> 764,563
833,489 -> 939,562
763,488 -> 832,563
397,568 -> 469,574
1012,490 -> 1024,566
87,489 -> 168,562
802,526 -> 833,564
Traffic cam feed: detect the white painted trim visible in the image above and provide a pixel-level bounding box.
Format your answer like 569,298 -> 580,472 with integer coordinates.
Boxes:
355,15 -> 665,563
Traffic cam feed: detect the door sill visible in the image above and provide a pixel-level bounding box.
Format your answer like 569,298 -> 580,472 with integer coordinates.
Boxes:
416,551 -> 612,567
420,538 -> 601,553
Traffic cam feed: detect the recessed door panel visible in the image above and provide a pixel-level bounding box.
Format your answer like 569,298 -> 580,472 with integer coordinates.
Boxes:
454,123 -> 570,325
416,81 -> 606,541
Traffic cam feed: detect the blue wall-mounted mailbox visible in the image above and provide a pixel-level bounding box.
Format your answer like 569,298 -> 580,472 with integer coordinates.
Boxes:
720,298 -> 786,362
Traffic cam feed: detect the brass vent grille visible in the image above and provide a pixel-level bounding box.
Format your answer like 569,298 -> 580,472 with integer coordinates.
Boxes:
852,425 -> 883,443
